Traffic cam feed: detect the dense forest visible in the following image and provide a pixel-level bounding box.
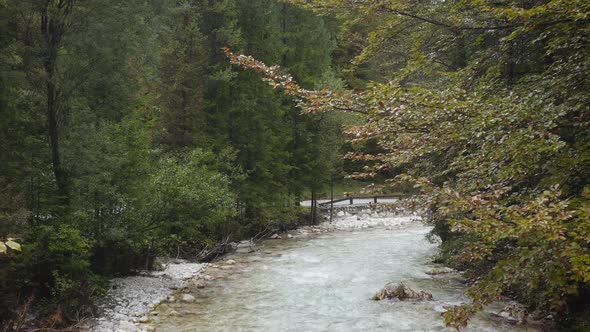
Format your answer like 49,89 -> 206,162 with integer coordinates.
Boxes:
1,0 -> 589,330
0,0 -> 353,328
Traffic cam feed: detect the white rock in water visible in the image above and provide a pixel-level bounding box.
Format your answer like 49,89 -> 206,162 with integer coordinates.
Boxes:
287,234 -> 293,238
225,259 -> 236,265
270,234 -> 281,239
180,293 -> 195,302
336,211 -> 345,217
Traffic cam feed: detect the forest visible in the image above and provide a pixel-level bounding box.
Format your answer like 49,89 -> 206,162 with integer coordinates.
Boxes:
1,0 -> 589,331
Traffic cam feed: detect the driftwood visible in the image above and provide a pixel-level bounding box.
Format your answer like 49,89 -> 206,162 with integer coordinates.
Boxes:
197,236 -> 237,262
196,226 -> 278,262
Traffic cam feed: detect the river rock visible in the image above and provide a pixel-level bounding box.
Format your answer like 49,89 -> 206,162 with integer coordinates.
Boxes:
287,234 -> 293,238
270,234 -> 281,239
225,259 -> 236,265
495,302 -> 528,324
180,293 -> 196,302
336,211 -> 345,217
236,241 -> 255,253
426,267 -> 457,275
372,283 -> 433,301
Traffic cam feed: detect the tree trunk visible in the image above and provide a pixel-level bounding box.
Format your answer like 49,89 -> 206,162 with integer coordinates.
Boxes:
40,0 -> 73,205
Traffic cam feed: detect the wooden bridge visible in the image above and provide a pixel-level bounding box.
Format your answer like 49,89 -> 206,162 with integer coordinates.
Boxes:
302,193 -> 412,224
316,193 -> 411,208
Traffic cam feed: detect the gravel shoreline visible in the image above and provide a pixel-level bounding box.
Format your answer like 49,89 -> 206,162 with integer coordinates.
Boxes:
90,205 -> 420,331
90,261 -> 205,332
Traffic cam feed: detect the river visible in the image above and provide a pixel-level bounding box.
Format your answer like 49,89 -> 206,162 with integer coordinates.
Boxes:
146,215 -> 539,332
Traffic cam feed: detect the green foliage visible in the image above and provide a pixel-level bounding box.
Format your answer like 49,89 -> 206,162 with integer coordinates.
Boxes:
0,0 -> 345,327
136,149 -> 238,255
229,0 -> 590,328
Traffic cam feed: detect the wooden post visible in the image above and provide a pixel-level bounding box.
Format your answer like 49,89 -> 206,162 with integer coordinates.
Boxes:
310,190 -> 316,225
330,177 -> 334,223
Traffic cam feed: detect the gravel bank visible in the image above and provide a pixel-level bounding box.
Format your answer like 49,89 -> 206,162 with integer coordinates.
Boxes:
91,261 -> 205,332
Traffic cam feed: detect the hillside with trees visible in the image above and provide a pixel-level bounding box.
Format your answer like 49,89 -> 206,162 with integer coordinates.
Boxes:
1,0 -> 589,330
228,0 -> 590,330
0,0 -> 347,328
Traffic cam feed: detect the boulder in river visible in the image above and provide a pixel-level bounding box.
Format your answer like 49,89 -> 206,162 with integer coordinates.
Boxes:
180,293 -> 196,302
372,282 -> 433,301
270,234 -> 282,239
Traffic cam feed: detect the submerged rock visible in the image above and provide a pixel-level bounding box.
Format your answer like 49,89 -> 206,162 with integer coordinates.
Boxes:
371,282 -> 433,301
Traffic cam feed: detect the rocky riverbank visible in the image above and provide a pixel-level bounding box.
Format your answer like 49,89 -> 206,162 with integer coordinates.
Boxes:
90,205 -> 420,331
89,261 -> 205,332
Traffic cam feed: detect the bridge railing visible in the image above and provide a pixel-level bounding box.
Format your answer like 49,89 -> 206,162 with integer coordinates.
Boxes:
317,193 -> 411,207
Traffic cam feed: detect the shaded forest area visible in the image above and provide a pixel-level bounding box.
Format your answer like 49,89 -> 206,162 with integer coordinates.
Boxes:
0,1 -> 358,328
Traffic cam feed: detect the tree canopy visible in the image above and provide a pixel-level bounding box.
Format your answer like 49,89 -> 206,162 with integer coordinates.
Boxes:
227,0 -> 590,329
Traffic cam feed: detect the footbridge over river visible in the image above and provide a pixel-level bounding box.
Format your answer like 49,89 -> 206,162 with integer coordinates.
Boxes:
301,194 -> 415,223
